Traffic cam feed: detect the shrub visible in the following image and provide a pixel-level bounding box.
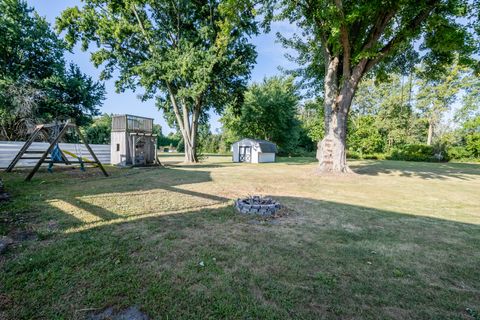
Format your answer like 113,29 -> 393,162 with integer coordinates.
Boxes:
463,115 -> 480,158
446,146 -> 471,160
465,132 -> 480,158
347,150 -> 361,159
387,144 -> 436,162
363,153 -> 386,160
348,115 -> 385,154
277,147 -> 316,157
347,150 -> 387,160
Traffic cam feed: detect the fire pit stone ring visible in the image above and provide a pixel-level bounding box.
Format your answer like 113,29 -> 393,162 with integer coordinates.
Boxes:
234,196 -> 282,216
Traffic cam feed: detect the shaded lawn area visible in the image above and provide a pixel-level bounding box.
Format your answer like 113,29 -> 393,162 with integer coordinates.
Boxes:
0,157 -> 479,319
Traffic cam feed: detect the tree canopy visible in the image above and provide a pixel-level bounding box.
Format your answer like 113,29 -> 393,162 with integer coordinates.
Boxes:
57,0 -> 258,162
82,113 -> 112,145
0,0 -> 105,140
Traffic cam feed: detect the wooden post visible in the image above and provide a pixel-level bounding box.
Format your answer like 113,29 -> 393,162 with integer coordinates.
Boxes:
58,148 -> 71,165
25,122 -> 71,181
132,135 -> 136,166
74,126 -> 109,177
5,125 -> 44,172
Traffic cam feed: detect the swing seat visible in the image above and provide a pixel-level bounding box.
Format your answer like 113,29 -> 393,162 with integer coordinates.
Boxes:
48,145 -> 63,173
62,150 -> 93,171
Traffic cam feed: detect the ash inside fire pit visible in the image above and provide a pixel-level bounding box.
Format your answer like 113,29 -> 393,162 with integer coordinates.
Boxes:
234,196 -> 281,216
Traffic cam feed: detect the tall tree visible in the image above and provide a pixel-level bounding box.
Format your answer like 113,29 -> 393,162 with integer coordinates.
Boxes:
415,62 -> 465,145
57,0 -> 257,163
454,70 -> 480,124
0,0 -> 61,139
221,76 -> 300,153
275,0 -> 479,173
453,76 -> 480,158
0,0 -> 105,140
40,63 -> 105,126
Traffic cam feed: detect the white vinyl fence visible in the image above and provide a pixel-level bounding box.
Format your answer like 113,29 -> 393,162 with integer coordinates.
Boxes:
0,141 -> 110,169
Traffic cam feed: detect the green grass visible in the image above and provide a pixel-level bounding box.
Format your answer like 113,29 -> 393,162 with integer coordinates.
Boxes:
1,156 -> 479,319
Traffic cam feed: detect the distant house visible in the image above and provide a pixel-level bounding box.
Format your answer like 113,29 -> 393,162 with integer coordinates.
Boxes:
231,139 -> 277,163
160,145 -> 177,153
158,145 -> 177,152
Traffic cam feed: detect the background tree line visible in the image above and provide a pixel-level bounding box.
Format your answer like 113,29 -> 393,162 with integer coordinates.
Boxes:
166,61 -> 479,161
84,61 -> 479,161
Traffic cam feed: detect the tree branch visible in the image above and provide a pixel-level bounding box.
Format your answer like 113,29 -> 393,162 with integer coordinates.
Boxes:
166,82 -> 185,134
364,0 -> 439,73
132,5 -> 153,50
334,0 -> 351,78
361,9 -> 396,52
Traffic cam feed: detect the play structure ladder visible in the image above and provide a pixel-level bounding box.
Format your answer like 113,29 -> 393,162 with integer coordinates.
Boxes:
5,121 -> 109,181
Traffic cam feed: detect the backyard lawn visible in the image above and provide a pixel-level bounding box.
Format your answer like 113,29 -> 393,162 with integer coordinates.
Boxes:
0,156 -> 479,319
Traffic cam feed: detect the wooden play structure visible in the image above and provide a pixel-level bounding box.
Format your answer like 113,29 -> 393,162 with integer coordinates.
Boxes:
110,114 -> 159,166
5,120 -> 108,181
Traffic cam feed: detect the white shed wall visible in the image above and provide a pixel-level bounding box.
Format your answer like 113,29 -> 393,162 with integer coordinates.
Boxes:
232,142 -> 239,162
258,153 -> 275,163
251,149 -> 259,163
110,132 -> 128,165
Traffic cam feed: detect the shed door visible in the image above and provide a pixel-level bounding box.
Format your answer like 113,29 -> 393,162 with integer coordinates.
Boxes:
239,146 -> 251,162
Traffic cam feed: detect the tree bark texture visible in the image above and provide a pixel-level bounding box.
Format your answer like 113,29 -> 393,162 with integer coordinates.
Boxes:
316,55 -> 361,174
166,83 -> 200,163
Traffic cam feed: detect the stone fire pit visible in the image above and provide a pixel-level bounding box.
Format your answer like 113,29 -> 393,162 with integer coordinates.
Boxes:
234,196 -> 282,216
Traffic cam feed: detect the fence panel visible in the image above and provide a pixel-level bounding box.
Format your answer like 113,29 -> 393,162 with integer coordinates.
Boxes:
0,141 -> 110,169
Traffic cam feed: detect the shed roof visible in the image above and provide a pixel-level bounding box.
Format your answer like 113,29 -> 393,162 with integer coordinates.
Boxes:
235,138 -> 277,153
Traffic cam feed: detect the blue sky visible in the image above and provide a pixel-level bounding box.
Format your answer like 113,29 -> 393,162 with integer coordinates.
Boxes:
26,0 -> 298,134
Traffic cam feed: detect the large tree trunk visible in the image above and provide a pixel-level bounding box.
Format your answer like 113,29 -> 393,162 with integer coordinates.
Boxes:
166,84 -> 201,163
183,138 -> 197,163
316,107 -> 351,173
187,100 -> 201,163
179,113 -> 199,163
316,56 -> 356,174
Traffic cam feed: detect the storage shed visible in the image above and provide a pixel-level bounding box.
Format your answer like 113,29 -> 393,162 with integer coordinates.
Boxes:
231,139 -> 277,163
110,114 -> 158,166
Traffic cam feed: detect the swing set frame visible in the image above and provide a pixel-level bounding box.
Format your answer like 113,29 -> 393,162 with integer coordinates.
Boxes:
5,120 -> 109,181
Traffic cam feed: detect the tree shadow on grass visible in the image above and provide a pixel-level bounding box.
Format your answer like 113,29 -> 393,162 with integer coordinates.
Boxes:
157,156 -> 239,169
0,166 -> 230,234
351,160 -> 480,180
1,191 -> 479,319
166,163 -> 240,169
